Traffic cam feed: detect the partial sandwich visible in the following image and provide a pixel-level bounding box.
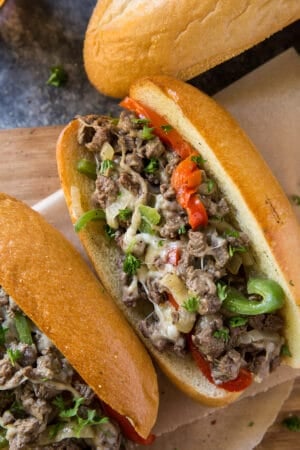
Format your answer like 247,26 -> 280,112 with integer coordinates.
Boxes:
83,0 -> 300,97
56,76 -> 300,407
0,193 -> 158,448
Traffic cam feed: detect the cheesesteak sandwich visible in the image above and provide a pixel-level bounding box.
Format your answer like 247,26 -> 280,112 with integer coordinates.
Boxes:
57,76 -> 300,406
0,194 -> 158,449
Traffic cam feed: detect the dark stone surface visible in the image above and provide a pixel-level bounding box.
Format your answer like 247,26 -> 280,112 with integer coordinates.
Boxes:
0,0 -> 299,129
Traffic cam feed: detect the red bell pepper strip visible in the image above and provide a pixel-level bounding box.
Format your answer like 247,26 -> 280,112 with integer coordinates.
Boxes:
102,402 -> 155,445
167,293 -> 179,310
166,247 -> 181,266
188,336 -> 252,392
120,97 -> 194,159
171,154 -> 208,229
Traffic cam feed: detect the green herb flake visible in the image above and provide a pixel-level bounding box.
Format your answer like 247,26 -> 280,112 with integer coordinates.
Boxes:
59,397 -> 85,419
182,297 -> 199,313
48,422 -> 64,439
14,312 -> 32,345
213,328 -> 230,342
191,155 -> 207,167
228,245 -> 247,257
131,118 -> 150,125
118,208 -> 132,221
217,283 -> 228,302
281,344 -> 292,357
228,316 -> 248,328
248,421 -> 254,427
144,158 -> 159,174
178,225 -> 187,235
52,395 -> 66,413
100,159 -> 114,175
282,415 -> 300,432
0,325 -> 8,346
224,229 -> 240,238
206,179 -> 215,193
158,240 -> 164,247
7,348 -> 22,366
123,253 -> 141,276
75,409 -> 109,437
141,125 -> 155,140
104,225 -> 117,240
47,66 -> 68,87
161,124 -> 173,133
291,195 -> 300,206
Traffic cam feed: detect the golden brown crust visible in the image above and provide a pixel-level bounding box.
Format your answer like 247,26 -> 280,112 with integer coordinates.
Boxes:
0,193 -> 158,439
129,75 -> 300,366
83,0 -> 300,97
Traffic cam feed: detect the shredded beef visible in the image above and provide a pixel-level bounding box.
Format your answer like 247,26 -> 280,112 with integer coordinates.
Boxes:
212,349 -> 243,383
185,268 -> 216,296
192,315 -> 225,360
6,417 -> 43,450
93,174 -> 119,208
119,172 -> 140,195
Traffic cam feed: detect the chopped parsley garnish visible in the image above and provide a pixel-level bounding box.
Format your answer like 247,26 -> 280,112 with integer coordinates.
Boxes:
118,208 -> 132,221
281,344 -> 292,357
158,240 -> 164,247
100,159 -> 114,174
191,155 -> 207,167
228,245 -> 247,257
123,253 -> 141,276
48,422 -> 64,439
228,316 -> 248,328
0,325 -> 8,346
291,194 -> 300,206
104,225 -> 117,240
248,421 -> 254,427
282,415 -> 300,431
182,296 -> 199,313
217,283 -> 228,302
76,410 -> 109,437
178,225 -> 187,235
206,179 -> 215,193
213,328 -> 230,342
7,348 -> 22,366
224,229 -> 240,238
47,66 -> 68,87
131,118 -> 150,125
59,397 -> 85,419
141,125 -> 155,140
161,124 -> 173,133
144,158 -> 159,173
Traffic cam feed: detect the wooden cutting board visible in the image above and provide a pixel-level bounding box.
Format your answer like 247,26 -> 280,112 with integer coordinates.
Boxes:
0,125 -> 299,449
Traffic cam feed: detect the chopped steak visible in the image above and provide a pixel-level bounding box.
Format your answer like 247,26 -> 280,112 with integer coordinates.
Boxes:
77,112 -> 286,387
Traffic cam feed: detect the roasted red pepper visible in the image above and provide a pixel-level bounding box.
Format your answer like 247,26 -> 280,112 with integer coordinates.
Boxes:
188,336 -> 252,392
166,247 -> 181,266
120,97 -> 194,159
102,403 -> 155,445
167,293 -> 179,310
171,154 -> 208,229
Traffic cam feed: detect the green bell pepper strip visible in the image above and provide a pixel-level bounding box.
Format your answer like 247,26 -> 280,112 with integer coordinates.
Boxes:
14,312 -> 33,345
74,209 -> 106,232
222,278 -> 285,315
76,159 -> 97,180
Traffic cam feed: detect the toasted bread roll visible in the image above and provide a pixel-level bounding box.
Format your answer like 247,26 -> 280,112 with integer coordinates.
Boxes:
83,0 -> 300,97
57,76 -> 300,406
0,193 -> 158,440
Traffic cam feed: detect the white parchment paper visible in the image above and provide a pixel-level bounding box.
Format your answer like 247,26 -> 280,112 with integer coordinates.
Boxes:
34,49 -> 300,449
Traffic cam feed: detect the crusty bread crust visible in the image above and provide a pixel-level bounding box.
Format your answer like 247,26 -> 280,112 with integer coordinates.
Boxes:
0,193 -> 158,439
83,0 -> 300,97
57,77 -> 300,405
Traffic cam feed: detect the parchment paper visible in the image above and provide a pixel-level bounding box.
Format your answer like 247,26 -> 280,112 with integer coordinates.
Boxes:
34,49 -> 300,449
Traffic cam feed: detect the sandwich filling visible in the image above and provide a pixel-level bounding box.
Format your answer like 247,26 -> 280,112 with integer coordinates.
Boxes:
0,286 -> 123,450
76,108 -> 287,390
